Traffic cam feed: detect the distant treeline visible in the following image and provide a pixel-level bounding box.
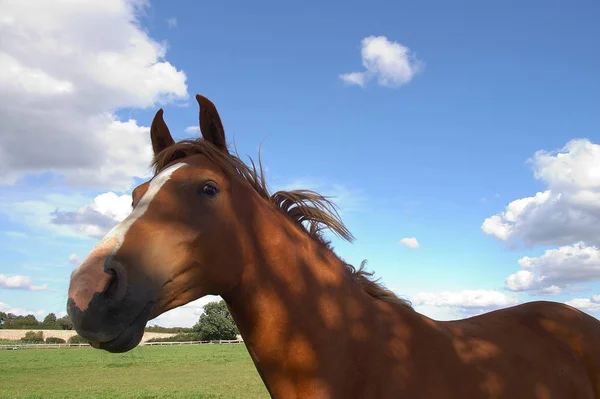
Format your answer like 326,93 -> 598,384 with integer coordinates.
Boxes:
1,300 -> 239,342
144,325 -> 193,333
0,312 -> 72,330
0,312 -> 185,332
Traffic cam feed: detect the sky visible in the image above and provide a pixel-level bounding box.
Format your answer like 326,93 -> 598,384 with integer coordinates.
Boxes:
0,0 -> 599,327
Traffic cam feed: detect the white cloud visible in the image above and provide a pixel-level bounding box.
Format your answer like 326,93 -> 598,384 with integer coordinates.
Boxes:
51,191 -> 132,238
411,304 -> 460,321
504,242 -> 600,294
63,118 -> 156,190
565,295 -> 600,313
0,0 -> 188,190
411,289 -> 518,317
68,254 -> 80,265
484,139 -> 600,297
340,36 -> 423,88
166,17 -> 177,28
0,274 -> 47,291
505,270 -> 535,292
149,296 -> 221,328
399,237 -> 420,249
0,301 -> 46,318
0,192 -> 96,238
482,139 -> 600,248
539,285 -> 562,295
185,125 -> 200,134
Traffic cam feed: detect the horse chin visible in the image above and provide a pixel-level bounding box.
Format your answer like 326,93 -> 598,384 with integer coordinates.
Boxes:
92,303 -> 153,353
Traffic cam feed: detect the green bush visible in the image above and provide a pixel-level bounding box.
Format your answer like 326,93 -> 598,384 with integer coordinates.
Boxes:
21,331 -> 44,343
68,335 -> 88,344
45,337 -> 66,344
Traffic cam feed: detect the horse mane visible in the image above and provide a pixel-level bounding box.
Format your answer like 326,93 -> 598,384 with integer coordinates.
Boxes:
151,139 -> 412,309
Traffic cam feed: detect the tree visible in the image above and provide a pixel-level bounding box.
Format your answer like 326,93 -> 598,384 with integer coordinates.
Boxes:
41,312 -> 62,329
192,300 -> 239,341
57,315 -> 73,330
43,313 -> 57,324
3,314 -> 39,329
0,312 -> 6,328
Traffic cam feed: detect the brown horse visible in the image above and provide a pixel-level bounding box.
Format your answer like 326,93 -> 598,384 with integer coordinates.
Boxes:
67,94 -> 600,398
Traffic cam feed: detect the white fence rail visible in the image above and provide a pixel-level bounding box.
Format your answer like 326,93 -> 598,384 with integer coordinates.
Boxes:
0,339 -> 244,350
0,343 -> 90,350
144,340 -> 243,346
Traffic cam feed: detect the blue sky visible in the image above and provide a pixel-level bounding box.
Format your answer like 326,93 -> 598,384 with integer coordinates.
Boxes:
1,0 -> 599,326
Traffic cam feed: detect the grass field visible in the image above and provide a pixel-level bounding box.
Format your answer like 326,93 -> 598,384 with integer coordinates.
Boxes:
0,344 -> 269,399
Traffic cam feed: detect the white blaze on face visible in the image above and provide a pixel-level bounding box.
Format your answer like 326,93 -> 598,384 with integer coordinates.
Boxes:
75,162 -> 188,270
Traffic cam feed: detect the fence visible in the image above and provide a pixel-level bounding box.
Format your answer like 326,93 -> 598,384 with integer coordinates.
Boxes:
144,339 -> 243,346
0,339 -> 244,351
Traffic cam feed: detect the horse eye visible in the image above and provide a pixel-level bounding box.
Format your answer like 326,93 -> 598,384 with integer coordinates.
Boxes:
201,183 -> 218,197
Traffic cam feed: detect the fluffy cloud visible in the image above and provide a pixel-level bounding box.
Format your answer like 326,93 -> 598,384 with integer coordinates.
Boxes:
149,296 -> 221,328
340,36 -> 423,88
482,139 -> 600,248
184,126 -> 200,134
51,192 -> 132,238
505,242 -> 600,294
411,289 -> 518,317
565,295 -> 600,314
0,301 -> 46,318
399,237 -> 420,249
0,274 -> 47,291
483,139 -> 600,295
0,193 -> 95,238
0,0 -> 188,190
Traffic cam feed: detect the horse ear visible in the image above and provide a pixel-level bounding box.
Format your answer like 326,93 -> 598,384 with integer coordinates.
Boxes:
195,94 -> 228,153
150,109 -> 175,156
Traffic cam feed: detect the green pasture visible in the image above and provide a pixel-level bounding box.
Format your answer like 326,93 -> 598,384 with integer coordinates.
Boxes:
0,344 -> 269,399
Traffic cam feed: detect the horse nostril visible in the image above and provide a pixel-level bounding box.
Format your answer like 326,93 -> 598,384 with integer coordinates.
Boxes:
102,257 -> 127,307
104,270 -> 119,297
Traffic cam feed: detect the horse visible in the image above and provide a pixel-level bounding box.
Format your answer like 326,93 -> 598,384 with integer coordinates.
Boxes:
67,94 -> 600,398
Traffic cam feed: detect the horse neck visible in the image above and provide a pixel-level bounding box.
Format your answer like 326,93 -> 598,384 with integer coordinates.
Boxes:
222,205 -> 418,397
